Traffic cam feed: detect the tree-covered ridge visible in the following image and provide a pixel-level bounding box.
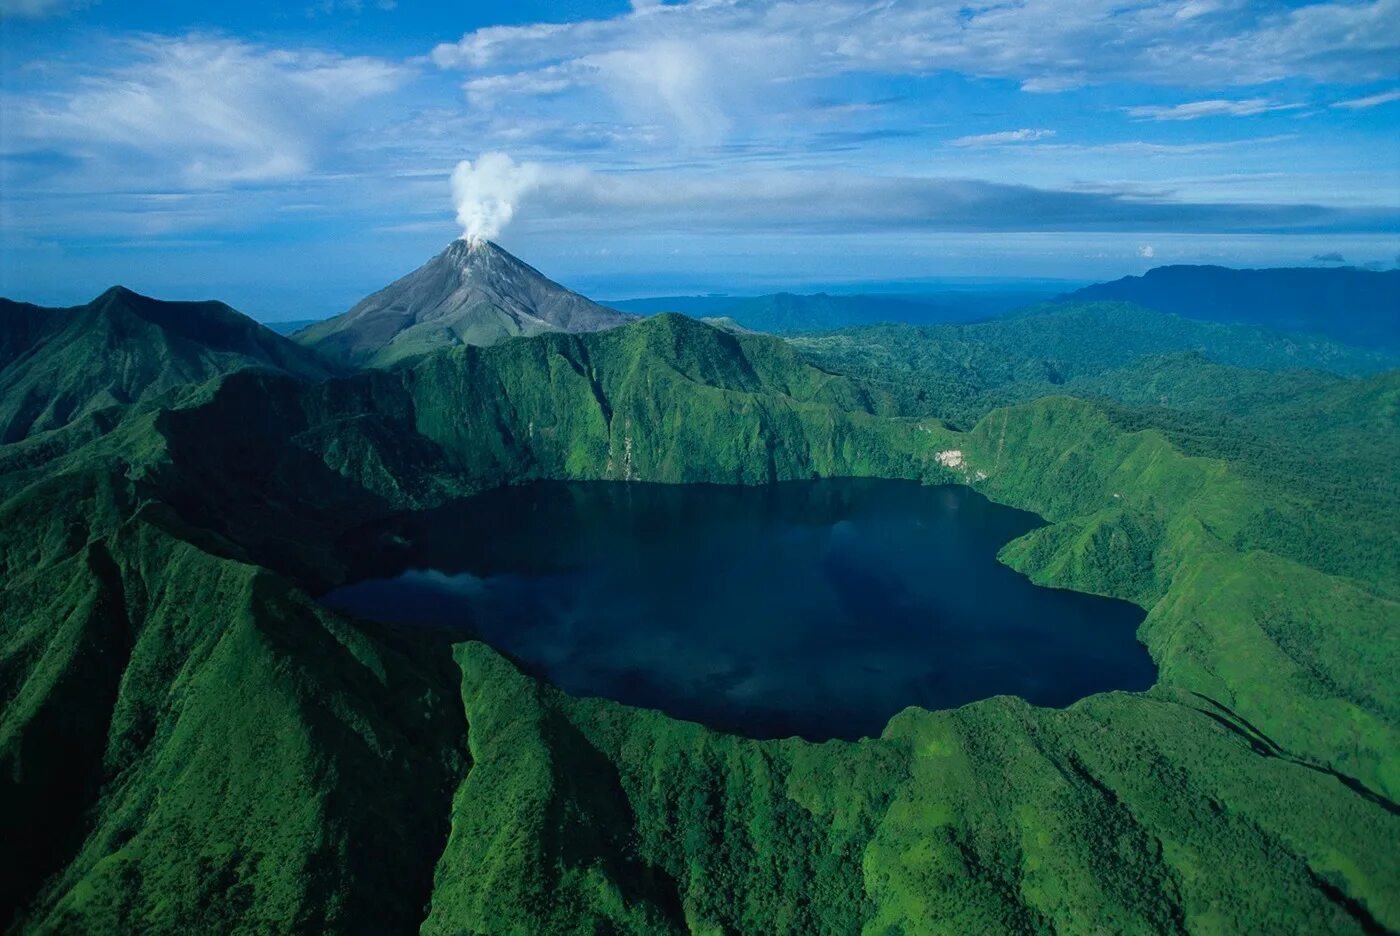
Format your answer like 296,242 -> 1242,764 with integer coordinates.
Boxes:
791,301 -> 1395,428
402,313 -> 919,486
0,287 -> 339,444
0,307 -> 1396,933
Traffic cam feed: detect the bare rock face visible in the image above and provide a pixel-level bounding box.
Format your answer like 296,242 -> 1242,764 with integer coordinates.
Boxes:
295,239 -> 635,368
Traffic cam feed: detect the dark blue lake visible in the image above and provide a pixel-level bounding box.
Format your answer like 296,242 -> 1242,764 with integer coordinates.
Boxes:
324,479 -> 1154,741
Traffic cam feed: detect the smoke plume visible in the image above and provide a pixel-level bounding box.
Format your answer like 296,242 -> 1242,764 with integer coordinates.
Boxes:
451,152 -> 542,244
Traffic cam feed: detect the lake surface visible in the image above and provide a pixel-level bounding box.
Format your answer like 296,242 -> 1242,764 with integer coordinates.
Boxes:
324,479 -> 1154,741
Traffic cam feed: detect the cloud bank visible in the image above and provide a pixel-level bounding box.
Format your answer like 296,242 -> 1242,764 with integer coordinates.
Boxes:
432,0 -> 1400,133
4,35 -> 406,186
456,159 -> 1397,237
2,2 -> 1397,298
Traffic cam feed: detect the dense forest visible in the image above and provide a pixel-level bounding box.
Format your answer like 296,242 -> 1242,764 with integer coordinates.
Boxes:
0,290 -> 1396,933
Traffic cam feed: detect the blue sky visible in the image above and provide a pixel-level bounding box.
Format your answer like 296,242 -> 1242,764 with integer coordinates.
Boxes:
1,0 -> 1397,320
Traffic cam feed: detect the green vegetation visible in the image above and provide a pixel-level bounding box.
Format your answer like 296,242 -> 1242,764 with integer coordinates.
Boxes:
791,301 -> 1394,429
0,287 -> 337,444
1,296 -> 1396,933
793,307 -> 1400,594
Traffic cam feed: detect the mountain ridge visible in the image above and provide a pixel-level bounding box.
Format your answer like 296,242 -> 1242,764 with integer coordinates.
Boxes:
0,286 -> 338,443
1064,264 -> 1400,349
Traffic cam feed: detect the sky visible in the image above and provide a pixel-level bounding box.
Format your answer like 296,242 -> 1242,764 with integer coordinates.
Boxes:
1,0 -> 1398,320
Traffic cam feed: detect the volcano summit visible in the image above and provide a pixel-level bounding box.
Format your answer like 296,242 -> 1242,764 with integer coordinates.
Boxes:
295,239 -> 634,368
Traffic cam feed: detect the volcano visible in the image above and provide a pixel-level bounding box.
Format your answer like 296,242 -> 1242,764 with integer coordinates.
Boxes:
296,238 -> 634,368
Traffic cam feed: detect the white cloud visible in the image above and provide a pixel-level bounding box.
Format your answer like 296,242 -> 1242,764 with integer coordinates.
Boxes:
1125,98 -> 1303,120
1138,244 -> 1156,258
586,41 -> 737,146
5,34 -> 407,186
1032,134 -> 1298,158
1206,0 -> 1400,85
430,0 -> 1400,143
950,128 -> 1057,147
1331,89 -> 1400,109
4,6 -> 1397,254
430,21 -> 575,70
465,66 -> 576,104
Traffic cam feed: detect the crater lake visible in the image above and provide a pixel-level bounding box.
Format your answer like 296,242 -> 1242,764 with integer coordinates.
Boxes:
323,479 -> 1155,741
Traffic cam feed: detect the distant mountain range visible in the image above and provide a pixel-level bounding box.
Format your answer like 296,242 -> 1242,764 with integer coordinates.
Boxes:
607,289 -> 1056,333
1065,265 -> 1400,350
624,265 -> 1400,344
294,239 -> 634,368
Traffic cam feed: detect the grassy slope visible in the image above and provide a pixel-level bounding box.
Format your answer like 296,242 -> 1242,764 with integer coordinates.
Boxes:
1,312 -> 1396,933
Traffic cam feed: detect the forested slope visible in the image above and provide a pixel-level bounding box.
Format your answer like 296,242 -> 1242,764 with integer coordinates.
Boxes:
791,301 -> 1395,428
0,288 -> 338,444
1,309 -> 1395,934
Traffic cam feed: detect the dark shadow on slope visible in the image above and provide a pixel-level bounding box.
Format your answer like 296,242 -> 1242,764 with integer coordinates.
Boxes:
1191,693 -> 1398,817
542,710 -> 687,931
248,582 -> 473,935
1,542 -> 134,931
1307,870 -> 1391,936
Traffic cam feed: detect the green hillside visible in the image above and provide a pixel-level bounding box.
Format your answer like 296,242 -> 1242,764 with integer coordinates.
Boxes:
793,308 -> 1400,594
0,287 -> 339,443
1,308 -> 1396,933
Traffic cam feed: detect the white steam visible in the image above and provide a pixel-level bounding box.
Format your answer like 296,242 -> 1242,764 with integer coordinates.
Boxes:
451,152 -> 542,244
